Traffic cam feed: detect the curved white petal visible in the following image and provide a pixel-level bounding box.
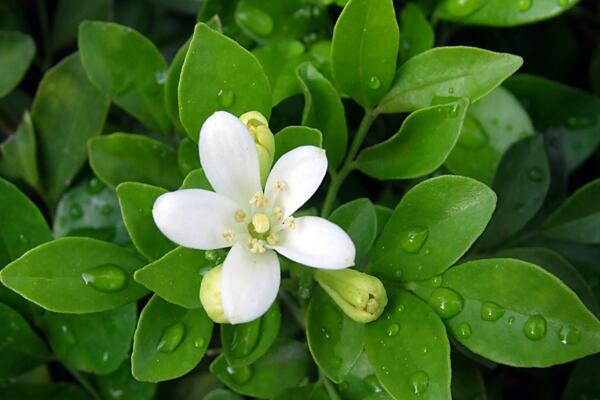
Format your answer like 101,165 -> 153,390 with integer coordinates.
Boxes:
152,189 -> 240,250
199,111 -> 262,203
273,216 -> 355,269
264,146 -> 327,217
221,242 -> 280,324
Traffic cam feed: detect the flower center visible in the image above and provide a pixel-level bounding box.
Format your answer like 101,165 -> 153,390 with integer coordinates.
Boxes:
251,213 -> 270,234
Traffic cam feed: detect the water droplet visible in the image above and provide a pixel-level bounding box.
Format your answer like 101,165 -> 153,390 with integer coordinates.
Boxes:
401,226 -> 429,253
566,115 -> 597,129
524,315 -> 547,341
194,337 -> 206,349
428,288 -> 464,319
81,264 -> 128,293
559,325 -> 581,345
394,269 -> 403,279
480,302 -> 505,321
517,0 -> 532,11
409,370 -> 429,395
528,167 -> 544,182
102,352 -> 109,363
18,234 -> 28,245
217,89 -> 235,108
448,87 -> 455,95
61,325 -> 77,345
155,70 -> 167,85
558,0 -> 573,7
397,304 -> 405,313
422,346 -> 429,354
507,316 -> 515,325
236,5 -> 274,37
321,326 -> 330,339
157,322 -> 186,353
386,324 -> 400,337
431,276 -> 443,288
226,364 -> 253,384
87,177 -> 105,194
456,322 -> 472,339
458,118 -> 489,149
101,204 -> 114,216
365,375 -> 383,393
69,204 -> 83,219
368,76 -> 381,89
448,102 -> 461,118
446,0 -> 484,17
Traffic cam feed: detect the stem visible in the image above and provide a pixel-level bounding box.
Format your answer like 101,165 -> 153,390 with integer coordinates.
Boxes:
321,110 -> 377,217
322,376 -> 342,400
65,365 -> 101,400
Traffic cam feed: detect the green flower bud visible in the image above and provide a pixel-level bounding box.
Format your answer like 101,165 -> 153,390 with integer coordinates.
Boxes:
314,269 -> 388,324
199,265 -> 229,324
240,111 -> 275,185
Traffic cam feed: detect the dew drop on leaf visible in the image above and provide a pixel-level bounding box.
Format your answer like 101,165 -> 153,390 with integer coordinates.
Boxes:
386,323 -> 400,337
528,167 -> 545,182
18,234 -> 28,245
559,325 -> 581,345
409,370 -> 429,395
61,325 -> 77,345
364,375 -> 383,393
430,275 -> 443,288
397,304 -> 405,313
446,0 -> 484,17
428,288 -> 464,319
194,337 -> 206,349
226,364 -> 253,384
237,6 -> 274,37
524,315 -> 547,341
456,322 -> 472,339
400,226 -> 429,253
517,0 -> 532,11
157,321 -> 186,353
480,302 -> 505,321
368,76 -> 381,89
81,264 -> 128,293
217,88 -> 235,109
87,177 -> 105,194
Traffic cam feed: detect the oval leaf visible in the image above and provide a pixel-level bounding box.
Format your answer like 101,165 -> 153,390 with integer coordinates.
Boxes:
0,31 -> 35,97
274,126 -> 322,162
329,198 -> 377,262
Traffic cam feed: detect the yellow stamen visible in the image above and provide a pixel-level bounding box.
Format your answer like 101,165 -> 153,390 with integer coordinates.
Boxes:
285,216 -> 296,229
249,192 -> 267,208
251,213 -> 270,234
266,233 -> 280,245
222,230 -> 234,242
249,238 -> 266,253
234,210 -> 246,223
274,181 -> 286,192
272,207 -> 284,221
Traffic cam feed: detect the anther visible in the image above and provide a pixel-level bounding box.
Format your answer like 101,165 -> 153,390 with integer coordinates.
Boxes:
234,210 -> 246,223
222,230 -> 234,242
272,207 -> 284,221
266,233 -> 280,245
249,192 -> 267,208
285,216 -> 296,229
249,238 -> 266,254
274,181 -> 286,192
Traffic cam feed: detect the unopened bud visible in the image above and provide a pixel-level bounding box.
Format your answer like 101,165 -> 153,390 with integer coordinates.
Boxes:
199,265 -> 229,324
240,111 -> 275,185
314,269 -> 387,324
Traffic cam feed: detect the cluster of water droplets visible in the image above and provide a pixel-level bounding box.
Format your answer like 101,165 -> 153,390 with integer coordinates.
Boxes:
445,0 -> 577,17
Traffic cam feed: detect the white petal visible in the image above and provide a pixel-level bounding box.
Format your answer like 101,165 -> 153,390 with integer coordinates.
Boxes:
273,216 -> 355,269
264,146 -> 327,217
199,111 -> 262,203
221,242 -> 280,324
152,189 -> 240,250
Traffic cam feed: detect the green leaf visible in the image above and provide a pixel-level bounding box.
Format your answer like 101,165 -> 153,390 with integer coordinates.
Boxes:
116,182 -> 175,261
274,126 -> 322,162
439,258 -> 600,367
53,175 -> 129,245
51,0 -> 110,51
329,198 -> 377,262
372,175 -> 496,281
78,21 -> 171,135
43,303 -> 136,374
306,286 -> 364,383
505,74 -> 600,171
210,339 -> 311,398
297,62 -> 347,169
356,99 -> 468,180
273,385 -> 329,400
0,237 -> 148,313
365,290 -> 451,399
88,133 -> 181,190
0,112 -> 40,190
337,352 -> 393,400
177,137 -> 201,177
165,39 -> 189,132
0,31 -> 35,97
180,168 -> 213,190
331,0 -> 399,108
132,295 -> 213,382
204,388 -> 244,400
541,179 -> 600,244
436,0 -> 581,27
398,3 -> 434,64
179,23 -> 271,142
93,360 -> 157,400
445,86 -> 534,185
222,302 -> 281,368
475,136 -> 549,250
562,354 -> 600,400
134,246 -> 225,309
377,47 -> 522,114
0,303 -> 49,378
32,53 -> 109,205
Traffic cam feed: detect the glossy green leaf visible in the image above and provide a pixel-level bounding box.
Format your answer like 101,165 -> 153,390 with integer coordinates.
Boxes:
180,168 -> 213,190
0,31 -> 35,97
0,303 -> 49,378
377,47 -> 522,114
222,302 -> 281,368
93,360 -> 157,400
398,3 -> 434,64
337,351 -> 393,400
308,40 -> 335,86
177,137 -> 201,177
475,136 -> 549,250
297,62 -> 347,169
0,112 -> 40,190
0,237 -> 148,313
372,175 -> 496,281
165,39 -> 189,132
132,295 -> 213,382
274,126 -> 322,162
541,179 -> 600,244
440,258 -> 600,367
78,21 -> 171,135
211,339 -> 311,398
356,99 -> 468,180
32,53 -> 109,205
51,0 -> 110,51
445,86 -> 534,185
329,198 -> 377,262
306,286 -> 364,383
331,0 -> 399,108
134,246 -> 225,309
562,354 -> 600,400
53,176 -> 129,245
43,303 -> 136,374
273,385 -> 329,400
254,41 -> 308,106
88,133 -> 181,190
505,74 -> 600,171
436,0 -> 581,27
365,290 -> 451,399
116,182 -> 175,261
179,23 -> 271,142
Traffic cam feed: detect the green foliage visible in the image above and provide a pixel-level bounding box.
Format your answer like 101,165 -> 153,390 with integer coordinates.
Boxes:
0,31 -> 35,97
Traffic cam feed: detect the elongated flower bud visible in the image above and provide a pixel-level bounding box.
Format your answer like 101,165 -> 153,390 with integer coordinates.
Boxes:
314,269 -> 387,323
240,111 -> 275,185
199,265 -> 229,323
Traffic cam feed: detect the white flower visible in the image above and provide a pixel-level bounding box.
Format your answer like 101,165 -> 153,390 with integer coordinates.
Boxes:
152,111 -> 356,324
